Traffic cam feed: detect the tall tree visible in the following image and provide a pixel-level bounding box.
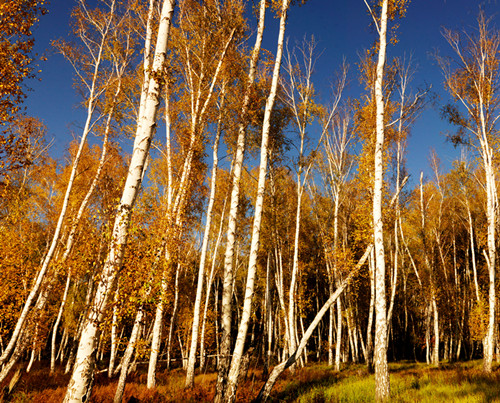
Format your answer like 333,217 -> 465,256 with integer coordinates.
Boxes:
216,0 -> 266,397
439,12 -> 500,373
217,1 -> 291,401
63,1 -> 176,400
363,0 -> 410,398
280,37 -> 322,367
367,0 -> 391,398
0,0 -> 118,375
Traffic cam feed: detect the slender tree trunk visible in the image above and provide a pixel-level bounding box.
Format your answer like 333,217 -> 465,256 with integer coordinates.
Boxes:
185,85 -> 226,388
51,269 -> 71,374
113,306 -> 144,403
255,246 -> 372,402
264,255 -> 272,376
372,0 -> 389,399
287,185 -> 302,369
335,298 -> 342,371
483,157 -> 496,372
465,204 -> 480,302
328,274 -> 334,366
147,265 -> 168,388
432,290 -> 439,366
57,328 -> 68,363
365,248 -> 375,372
221,3 -> 290,401
200,198 -> 227,371
425,302 -> 431,364
108,285 -> 120,378
216,1 -> 266,397
166,263 -> 181,370
63,2 -> 176,400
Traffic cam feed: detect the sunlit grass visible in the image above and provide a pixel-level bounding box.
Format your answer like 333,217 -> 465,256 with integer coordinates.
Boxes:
288,361 -> 500,403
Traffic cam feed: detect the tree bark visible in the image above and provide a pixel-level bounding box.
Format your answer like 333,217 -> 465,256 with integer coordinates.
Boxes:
185,84 -> 226,388
221,3 -> 290,401
216,1 -> 266,398
63,2 -> 176,400
372,0 -> 390,399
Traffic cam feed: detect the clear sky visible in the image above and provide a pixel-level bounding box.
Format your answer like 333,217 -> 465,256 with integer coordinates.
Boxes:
25,0 -> 500,185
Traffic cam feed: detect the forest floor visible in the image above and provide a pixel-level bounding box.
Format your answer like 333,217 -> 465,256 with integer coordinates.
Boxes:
2,360 -> 500,402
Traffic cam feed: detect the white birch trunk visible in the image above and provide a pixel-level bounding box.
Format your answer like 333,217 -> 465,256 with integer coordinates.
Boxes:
264,255 -> 273,375
483,155 -> 496,372
166,263 -> 181,369
0,0 -> 115,366
57,328 -> 68,363
328,275 -> 334,366
147,267 -> 168,388
287,176 -> 303,367
432,294 -> 439,366
63,2 -> 175,401
365,248 -> 375,370
372,0 -> 390,399
185,85 -> 226,387
216,1 -> 266,396
256,245 -> 372,402
466,204 -> 480,302
50,269 -> 72,374
222,4 -> 290,401
108,286 -> 120,377
335,298 -> 342,371
113,306 -> 144,403
200,197 -> 227,371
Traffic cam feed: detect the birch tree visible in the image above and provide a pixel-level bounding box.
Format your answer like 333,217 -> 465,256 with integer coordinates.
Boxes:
216,0 -> 266,396
280,37 -> 323,367
322,107 -> 354,369
185,82 -> 226,387
63,1 -> 176,400
366,0 -> 391,398
439,12 -> 500,373
146,0 -> 242,387
363,0 -> 410,398
220,1 -> 291,401
0,0 -> 118,372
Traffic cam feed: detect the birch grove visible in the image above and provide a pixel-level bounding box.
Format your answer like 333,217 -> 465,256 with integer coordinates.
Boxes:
4,1 -> 500,402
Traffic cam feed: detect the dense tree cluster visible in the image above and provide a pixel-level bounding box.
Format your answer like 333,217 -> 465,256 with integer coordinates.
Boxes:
1,0 -> 500,402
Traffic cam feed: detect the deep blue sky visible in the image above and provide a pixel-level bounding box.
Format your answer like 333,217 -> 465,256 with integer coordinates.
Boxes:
26,0 -> 500,183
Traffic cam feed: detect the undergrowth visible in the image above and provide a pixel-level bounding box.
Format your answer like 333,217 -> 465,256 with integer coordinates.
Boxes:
2,360 -> 500,402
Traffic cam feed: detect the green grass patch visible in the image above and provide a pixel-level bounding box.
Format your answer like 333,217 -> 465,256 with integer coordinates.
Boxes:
279,361 -> 500,403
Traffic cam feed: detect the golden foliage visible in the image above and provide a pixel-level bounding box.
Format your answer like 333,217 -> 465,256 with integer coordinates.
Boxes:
469,299 -> 488,342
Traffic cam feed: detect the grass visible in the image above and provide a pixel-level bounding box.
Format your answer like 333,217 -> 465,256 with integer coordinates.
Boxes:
287,361 -> 500,403
2,360 -> 500,402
